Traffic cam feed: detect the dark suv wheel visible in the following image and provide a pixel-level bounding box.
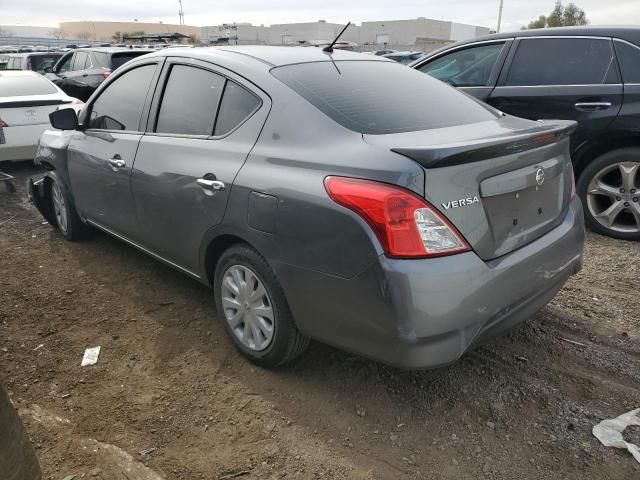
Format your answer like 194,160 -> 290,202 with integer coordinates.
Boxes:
213,244 -> 309,367
577,147 -> 640,241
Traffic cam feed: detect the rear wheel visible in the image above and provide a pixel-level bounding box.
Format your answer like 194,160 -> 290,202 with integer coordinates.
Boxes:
577,148 -> 640,241
213,244 -> 309,367
49,178 -> 88,241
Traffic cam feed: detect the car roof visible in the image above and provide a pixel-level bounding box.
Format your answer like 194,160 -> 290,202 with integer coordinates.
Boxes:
153,45 -> 390,68
0,70 -> 42,77
74,47 -> 146,54
429,26 -> 640,57
6,52 -> 62,57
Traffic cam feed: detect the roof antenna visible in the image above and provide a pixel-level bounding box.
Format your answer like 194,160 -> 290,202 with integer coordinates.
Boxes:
323,21 -> 351,53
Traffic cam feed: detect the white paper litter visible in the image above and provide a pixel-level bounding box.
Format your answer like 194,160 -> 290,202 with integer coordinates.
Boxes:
81,346 -> 101,366
592,408 -> 640,464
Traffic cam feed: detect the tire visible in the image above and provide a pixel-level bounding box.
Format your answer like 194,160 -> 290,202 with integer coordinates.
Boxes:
577,147 -> 640,241
48,177 -> 89,241
213,244 -> 309,367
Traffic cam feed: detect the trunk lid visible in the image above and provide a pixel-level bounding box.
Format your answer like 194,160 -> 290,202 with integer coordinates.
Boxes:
364,116 -> 577,260
0,95 -> 71,126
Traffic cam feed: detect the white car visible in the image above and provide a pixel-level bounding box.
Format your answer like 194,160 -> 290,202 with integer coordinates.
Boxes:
0,70 -> 82,162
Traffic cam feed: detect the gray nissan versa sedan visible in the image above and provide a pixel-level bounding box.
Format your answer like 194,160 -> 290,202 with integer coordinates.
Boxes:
29,46 -> 585,368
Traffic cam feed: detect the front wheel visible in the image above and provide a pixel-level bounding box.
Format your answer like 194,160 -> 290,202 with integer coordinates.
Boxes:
577,148 -> 640,241
49,178 -> 88,241
213,244 -> 309,367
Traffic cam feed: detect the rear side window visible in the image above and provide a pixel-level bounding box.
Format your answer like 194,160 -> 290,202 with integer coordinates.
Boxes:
419,43 -> 505,87
272,60 -> 497,135
88,64 -> 156,131
613,41 -> 640,84
155,65 -> 225,136
72,52 -> 89,71
0,74 -> 57,96
8,58 -> 22,69
214,81 -> 261,136
506,38 -> 618,86
111,52 -> 147,70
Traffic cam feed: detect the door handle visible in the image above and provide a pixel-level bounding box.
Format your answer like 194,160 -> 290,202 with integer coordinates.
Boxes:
196,178 -> 225,191
575,101 -> 612,111
107,156 -> 126,169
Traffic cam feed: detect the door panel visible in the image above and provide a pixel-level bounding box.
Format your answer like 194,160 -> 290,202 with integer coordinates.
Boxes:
130,61 -> 269,272
489,37 -> 623,152
67,131 -> 142,234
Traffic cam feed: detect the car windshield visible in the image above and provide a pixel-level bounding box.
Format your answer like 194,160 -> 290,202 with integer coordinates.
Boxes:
271,60 -> 497,135
0,74 -> 57,96
29,54 -> 61,72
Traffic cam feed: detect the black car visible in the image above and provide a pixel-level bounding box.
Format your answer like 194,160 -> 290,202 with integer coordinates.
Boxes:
383,51 -> 423,65
411,26 -> 640,240
45,48 -> 149,101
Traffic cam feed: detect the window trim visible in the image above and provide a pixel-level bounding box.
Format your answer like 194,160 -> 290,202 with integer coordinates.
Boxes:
497,36 -> 621,88
416,39 -> 512,88
83,60 -> 163,135
145,57 -> 264,141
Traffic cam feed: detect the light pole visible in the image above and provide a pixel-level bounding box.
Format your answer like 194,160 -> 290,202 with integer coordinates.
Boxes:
497,0 -> 504,33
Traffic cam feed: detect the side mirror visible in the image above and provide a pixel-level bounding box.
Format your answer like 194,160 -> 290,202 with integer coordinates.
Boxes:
49,108 -> 78,130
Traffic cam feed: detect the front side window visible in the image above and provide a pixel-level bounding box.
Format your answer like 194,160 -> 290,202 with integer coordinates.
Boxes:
419,43 -> 505,87
272,60 -> 497,135
506,38 -> 618,86
155,65 -> 225,136
72,52 -> 89,71
214,81 -> 261,136
87,64 -> 156,131
57,54 -> 73,73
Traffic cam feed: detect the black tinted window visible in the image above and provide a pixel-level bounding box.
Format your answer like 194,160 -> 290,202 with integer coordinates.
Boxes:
272,60 -> 496,135
0,74 -> 57,96
156,65 -> 225,136
614,41 -> 640,84
420,43 -> 505,87
214,81 -> 261,136
111,52 -> 148,70
506,38 -> 617,86
88,64 -> 156,131
29,55 -> 61,72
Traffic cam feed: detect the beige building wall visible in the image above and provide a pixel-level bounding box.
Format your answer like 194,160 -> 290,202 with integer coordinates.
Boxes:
59,21 -> 200,42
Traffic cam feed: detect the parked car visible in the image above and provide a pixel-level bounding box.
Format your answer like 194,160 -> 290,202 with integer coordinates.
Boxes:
0,55 -> 8,71
0,382 -> 42,480
411,26 -> 640,240
0,70 -> 82,162
29,46 -> 584,369
4,52 -> 63,74
370,49 -> 397,56
45,48 -> 150,101
383,51 -> 423,64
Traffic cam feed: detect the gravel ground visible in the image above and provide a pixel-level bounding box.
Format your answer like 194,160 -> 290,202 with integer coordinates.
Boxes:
1,162 -> 639,480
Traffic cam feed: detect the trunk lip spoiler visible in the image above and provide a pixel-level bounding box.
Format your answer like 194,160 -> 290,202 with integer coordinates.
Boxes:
391,120 -> 577,169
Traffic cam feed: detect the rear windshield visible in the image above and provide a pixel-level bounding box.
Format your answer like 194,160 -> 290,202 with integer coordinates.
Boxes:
271,60 -> 497,135
29,54 -> 62,72
111,52 -> 148,70
0,74 -> 57,96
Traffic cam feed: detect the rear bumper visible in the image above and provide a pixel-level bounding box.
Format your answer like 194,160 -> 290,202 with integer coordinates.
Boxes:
0,124 -> 48,162
279,197 -> 585,369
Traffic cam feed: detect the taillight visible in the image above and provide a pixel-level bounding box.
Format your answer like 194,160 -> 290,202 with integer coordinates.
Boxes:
0,119 -> 8,128
102,70 -> 111,79
324,176 -> 470,258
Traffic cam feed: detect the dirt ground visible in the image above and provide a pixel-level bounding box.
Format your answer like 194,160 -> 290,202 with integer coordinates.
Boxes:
1,161 -> 639,480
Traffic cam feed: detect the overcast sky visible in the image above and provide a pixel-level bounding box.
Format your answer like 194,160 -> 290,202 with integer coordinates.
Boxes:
2,0 -> 639,33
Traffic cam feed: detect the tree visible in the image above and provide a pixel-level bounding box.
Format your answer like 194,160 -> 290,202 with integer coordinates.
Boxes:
76,31 -> 93,40
49,28 -> 64,40
524,1 -> 588,29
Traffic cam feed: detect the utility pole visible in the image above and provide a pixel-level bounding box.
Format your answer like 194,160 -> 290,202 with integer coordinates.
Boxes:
178,0 -> 185,25
497,0 -> 504,33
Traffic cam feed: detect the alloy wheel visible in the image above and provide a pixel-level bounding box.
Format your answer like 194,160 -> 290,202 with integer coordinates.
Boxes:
51,182 -> 68,234
220,265 -> 275,351
586,161 -> 640,234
